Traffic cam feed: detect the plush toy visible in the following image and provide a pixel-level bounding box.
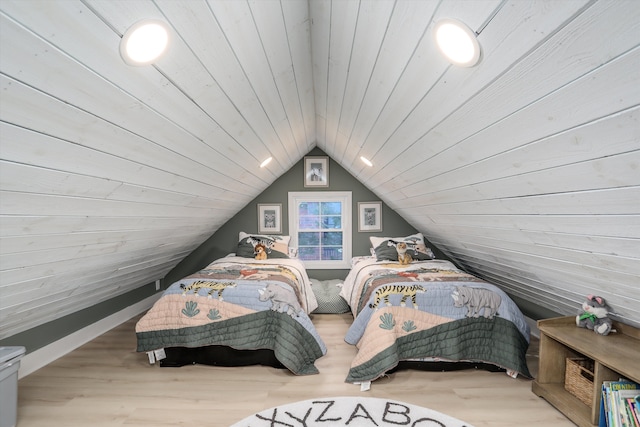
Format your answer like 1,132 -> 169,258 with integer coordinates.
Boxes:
396,242 -> 413,265
254,243 -> 268,260
576,295 -> 613,336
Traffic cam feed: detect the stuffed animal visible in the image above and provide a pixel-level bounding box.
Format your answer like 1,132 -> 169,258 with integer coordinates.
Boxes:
396,242 -> 413,265
258,283 -> 303,317
254,243 -> 268,260
576,295 -> 613,336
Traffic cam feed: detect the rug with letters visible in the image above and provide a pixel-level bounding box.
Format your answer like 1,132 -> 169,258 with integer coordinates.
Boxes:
230,396 -> 475,426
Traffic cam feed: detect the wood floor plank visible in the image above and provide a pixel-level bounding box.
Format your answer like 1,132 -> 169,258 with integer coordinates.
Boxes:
17,313 -> 575,426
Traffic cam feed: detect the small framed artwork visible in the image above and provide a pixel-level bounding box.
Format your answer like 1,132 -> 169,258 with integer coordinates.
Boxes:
358,201 -> 382,232
257,204 -> 282,234
304,156 -> 329,187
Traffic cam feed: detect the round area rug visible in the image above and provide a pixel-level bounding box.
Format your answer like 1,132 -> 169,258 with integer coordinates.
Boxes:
230,396 -> 475,426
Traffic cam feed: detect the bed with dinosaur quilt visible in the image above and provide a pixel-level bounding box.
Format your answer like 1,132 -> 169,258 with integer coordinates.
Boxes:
340,234 -> 532,384
136,233 -> 327,375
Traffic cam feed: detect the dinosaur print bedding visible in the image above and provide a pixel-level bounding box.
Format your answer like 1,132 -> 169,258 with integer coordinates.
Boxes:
136,256 -> 326,375
339,257 -> 532,383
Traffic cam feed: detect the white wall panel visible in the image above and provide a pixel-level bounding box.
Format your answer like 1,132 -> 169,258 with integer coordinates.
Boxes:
1,0 -> 639,340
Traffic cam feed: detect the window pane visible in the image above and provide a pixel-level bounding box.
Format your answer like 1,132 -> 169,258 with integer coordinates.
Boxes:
299,246 -> 319,260
321,202 -> 342,215
299,216 -> 319,229
322,232 -> 343,246
322,247 -> 343,260
322,216 -> 341,229
289,191 -> 351,268
298,232 -> 320,245
299,202 -> 319,216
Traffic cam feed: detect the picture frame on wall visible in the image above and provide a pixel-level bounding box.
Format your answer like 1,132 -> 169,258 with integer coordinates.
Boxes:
304,156 -> 329,187
358,201 -> 382,232
257,204 -> 282,234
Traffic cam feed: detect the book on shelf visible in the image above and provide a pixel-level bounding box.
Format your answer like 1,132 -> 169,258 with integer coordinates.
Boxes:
628,396 -> 640,426
600,379 -> 640,427
616,389 -> 639,427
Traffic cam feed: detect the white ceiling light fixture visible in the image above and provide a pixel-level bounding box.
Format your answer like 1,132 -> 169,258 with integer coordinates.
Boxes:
260,157 -> 273,168
360,156 -> 373,167
433,19 -> 481,67
120,19 -> 170,66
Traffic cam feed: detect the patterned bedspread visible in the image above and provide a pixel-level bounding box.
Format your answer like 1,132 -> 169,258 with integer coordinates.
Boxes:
136,256 -> 326,375
340,258 -> 531,383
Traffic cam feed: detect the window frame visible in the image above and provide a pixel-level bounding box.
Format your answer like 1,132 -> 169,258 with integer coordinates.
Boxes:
288,191 -> 352,269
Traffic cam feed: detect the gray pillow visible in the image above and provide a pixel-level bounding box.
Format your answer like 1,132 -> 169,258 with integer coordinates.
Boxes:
236,232 -> 290,259
310,279 -> 350,314
370,233 -> 435,262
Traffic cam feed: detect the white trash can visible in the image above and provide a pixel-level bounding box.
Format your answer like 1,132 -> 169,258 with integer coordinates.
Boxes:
0,347 -> 26,427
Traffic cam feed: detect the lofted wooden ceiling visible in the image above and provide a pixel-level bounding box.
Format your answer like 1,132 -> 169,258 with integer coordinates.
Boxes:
1,0 -> 639,340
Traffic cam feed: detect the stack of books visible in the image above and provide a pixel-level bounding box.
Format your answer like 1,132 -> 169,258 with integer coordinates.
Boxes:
600,379 -> 640,427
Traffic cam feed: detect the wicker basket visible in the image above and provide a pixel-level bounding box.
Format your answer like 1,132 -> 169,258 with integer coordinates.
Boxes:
564,358 -> 595,407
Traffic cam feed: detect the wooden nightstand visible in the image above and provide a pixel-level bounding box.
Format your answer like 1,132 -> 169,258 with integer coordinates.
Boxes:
532,316 -> 640,427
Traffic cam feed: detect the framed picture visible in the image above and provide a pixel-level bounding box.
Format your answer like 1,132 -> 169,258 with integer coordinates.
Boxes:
257,204 -> 282,234
304,156 -> 329,187
358,201 -> 382,232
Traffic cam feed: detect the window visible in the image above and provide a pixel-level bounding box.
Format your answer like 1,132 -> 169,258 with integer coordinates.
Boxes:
288,192 -> 352,269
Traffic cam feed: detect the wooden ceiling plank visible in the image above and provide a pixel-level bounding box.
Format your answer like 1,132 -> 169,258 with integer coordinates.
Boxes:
361,0 -> 594,185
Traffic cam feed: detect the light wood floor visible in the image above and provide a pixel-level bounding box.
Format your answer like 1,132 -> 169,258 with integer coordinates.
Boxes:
16,313 -> 575,426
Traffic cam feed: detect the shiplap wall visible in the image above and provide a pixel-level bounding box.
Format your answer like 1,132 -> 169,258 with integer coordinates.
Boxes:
1,0 -> 639,343
0,0 -> 315,339
309,0 -> 640,326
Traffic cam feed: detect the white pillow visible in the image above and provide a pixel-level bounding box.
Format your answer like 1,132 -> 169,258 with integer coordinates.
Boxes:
236,232 -> 291,258
369,233 -> 434,261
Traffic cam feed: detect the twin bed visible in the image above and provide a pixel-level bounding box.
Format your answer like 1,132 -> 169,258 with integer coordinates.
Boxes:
136,232 -> 532,383
135,233 -> 326,375
340,235 -> 532,383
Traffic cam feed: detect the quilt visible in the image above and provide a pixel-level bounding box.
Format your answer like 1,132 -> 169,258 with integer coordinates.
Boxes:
340,258 -> 532,383
136,256 -> 326,375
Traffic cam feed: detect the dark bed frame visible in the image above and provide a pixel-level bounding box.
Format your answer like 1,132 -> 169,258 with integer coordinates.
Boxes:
390,360 -> 505,374
159,345 -> 286,369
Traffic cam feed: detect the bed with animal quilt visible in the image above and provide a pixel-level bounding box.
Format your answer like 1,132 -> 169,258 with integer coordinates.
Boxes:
136,232 -> 327,375
340,233 -> 532,384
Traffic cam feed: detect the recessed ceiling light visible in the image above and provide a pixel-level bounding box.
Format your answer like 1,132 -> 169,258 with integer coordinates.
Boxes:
260,157 -> 273,168
360,156 -> 373,167
433,19 -> 481,67
120,19 -> 170,66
